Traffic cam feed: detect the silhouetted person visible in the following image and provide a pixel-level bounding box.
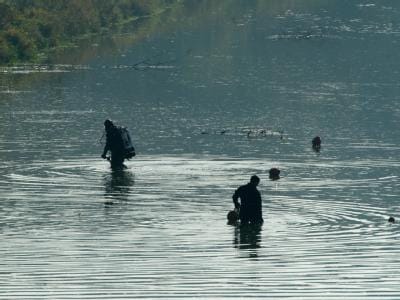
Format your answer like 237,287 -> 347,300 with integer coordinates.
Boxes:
233,175 -> 263,225
312,136 -> 321,151
269,168 -> 280,180
101,119 -> 126,169
388,216 -> 395,223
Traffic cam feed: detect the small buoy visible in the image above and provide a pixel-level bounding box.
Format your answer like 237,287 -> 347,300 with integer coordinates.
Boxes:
269,168 -> 280,180
388,216 -> 395,223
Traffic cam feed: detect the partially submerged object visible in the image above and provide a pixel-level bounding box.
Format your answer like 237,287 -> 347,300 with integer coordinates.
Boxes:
312,136 -> 321,152
227,209 -> 239,225
269,168 -> 280,180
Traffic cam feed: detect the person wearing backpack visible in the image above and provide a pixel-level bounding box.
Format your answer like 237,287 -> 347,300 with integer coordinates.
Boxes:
101,119 -> 135,169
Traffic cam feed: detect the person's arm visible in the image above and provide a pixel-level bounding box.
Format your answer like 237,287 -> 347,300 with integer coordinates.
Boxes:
256,190 -> 263,223
232,188 -> 241,209
101,141 -> 110,159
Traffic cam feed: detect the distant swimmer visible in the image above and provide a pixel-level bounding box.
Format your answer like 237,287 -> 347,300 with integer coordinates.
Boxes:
269,168 -> 280,180
101,119 -> 136,169
388,216 -> 395,223
232,175 -> 264,225
312,136 -> 321,151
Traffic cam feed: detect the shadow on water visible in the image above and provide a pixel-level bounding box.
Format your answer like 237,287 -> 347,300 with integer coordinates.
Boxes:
233,224 -> 262,258
103,168 -> 135,204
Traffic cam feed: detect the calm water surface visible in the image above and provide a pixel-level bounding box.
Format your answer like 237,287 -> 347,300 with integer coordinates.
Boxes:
1,1 -> 400,299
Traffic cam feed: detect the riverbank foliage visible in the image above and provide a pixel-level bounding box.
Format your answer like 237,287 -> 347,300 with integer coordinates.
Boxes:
0,0 -> 179,64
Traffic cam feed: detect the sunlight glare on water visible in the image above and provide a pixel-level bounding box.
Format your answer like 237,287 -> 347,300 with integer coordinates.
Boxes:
1,155 -> 400,299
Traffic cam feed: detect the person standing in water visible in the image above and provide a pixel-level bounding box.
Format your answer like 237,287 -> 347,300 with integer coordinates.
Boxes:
101,119 -> 127,169
312,136 -> 321,151
232,175 -> 264,225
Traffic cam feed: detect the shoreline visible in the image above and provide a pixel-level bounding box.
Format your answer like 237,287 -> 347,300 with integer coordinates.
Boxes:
0,1 -> 182,66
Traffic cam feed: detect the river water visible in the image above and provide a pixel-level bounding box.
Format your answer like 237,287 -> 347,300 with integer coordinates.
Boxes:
1,1 -> 400,299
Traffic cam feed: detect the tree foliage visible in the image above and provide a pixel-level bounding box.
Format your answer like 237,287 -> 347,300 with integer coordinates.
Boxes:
0,0 -> 179,64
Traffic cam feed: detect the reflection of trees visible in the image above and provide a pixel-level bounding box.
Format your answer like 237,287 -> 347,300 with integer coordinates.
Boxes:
0,0 -> 188,64
103,169 -> 134,203
1,0 -> 334,89
2,0 -> 332,65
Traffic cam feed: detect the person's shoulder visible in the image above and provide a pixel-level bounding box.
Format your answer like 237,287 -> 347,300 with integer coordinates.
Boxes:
237,184 -> 248,191
112,126 -> 122,133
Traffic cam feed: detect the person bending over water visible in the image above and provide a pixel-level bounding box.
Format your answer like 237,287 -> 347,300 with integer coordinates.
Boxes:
232,175 -> 264,225
101,119 -> 135,169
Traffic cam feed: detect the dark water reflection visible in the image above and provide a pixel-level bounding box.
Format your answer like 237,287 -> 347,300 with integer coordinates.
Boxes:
234,225 -> 263,258
2,0 -> 400,298
103,169 -> 135,203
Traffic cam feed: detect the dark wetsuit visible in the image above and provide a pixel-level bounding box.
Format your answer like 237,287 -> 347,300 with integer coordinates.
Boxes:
312,136 -> 321,150
103,126 -> 125,169
233,183 -> 263,225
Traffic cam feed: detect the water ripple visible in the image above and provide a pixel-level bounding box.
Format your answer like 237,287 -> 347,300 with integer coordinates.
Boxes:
1,156 -> 400,298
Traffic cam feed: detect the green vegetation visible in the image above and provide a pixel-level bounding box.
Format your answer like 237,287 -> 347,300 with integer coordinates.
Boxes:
0,0 -> 181,64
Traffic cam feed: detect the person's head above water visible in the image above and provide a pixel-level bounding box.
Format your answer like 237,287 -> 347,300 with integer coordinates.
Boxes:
104,119 -> 114,130
269,168 -> 280,180
250,175 -> 260,186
